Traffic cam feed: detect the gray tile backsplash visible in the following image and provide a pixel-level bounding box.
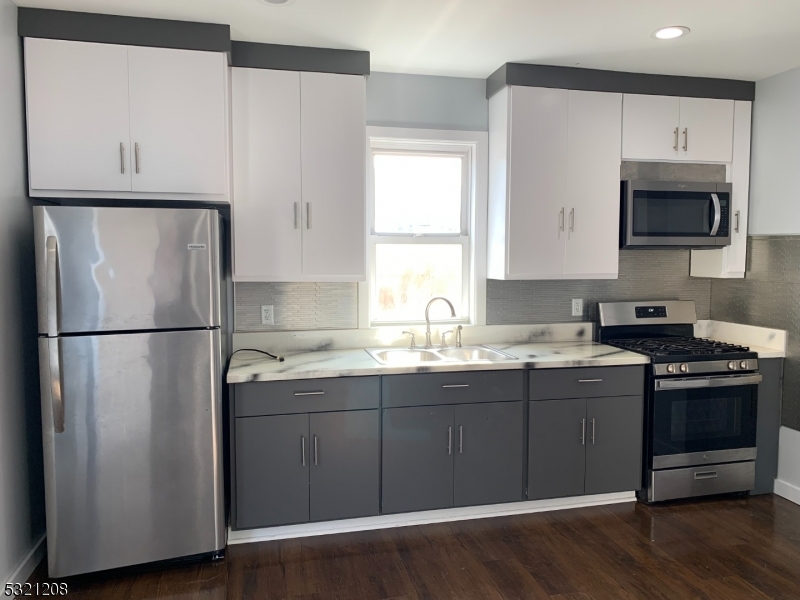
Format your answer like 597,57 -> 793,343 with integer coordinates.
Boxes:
711,236 -> 800,430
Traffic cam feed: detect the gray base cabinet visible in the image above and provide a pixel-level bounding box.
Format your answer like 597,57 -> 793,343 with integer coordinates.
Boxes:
310,410 -> 380,522
585,396 -> 643,495
454,402 -> 523,506
382,406 -> 455,514
235,413 -> 310,529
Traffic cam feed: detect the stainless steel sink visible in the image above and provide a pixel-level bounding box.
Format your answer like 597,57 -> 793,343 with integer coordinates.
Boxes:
366,348 -> 444,364
366,345 -> 516,365
437,346 -> 516,362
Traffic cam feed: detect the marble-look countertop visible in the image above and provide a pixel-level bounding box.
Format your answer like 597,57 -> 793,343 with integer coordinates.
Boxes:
226,341 -> 650,384
695,320 -> 787,359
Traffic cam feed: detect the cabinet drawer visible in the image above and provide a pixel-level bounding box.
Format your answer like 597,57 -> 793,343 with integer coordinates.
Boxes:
235,377 -> 379,417
529,366 -> 644,400
382,370 -> 523,408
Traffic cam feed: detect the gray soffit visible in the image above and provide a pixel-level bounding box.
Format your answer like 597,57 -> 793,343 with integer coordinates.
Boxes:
18,8 -> 231,53
231,41 -> 370,76
486,63 -> 756,101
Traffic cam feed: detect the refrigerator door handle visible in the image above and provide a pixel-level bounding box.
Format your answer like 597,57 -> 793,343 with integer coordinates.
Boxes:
45,236 -> 59,337
48,337 -> 64,433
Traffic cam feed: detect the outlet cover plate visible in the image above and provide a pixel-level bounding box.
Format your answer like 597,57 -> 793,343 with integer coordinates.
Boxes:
571,299 -> 583,317
261,304 -> 274,325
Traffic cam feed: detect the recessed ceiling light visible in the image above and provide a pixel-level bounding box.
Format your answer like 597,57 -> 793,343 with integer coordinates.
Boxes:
652,26 -> 690,40
260,0 -> 297,5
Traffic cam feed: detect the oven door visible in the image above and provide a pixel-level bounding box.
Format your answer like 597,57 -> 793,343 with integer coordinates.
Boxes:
623,181 -> 732,248
650,373 -> 761,469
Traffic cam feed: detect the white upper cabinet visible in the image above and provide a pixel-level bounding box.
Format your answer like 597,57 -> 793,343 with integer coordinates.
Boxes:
24,38 -> 228,200
127,47 -> 227,195
25,38 -> 132,192
231,68 -> 303,280
231,68 -> 366,282
622,93 -> 734,163
488,86 -> 621,280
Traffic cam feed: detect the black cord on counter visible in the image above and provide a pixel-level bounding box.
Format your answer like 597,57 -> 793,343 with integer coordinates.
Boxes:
231,348 -> 285,362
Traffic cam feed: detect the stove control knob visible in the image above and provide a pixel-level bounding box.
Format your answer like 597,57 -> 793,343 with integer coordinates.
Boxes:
740,360 -> 748,369
728,361 -> 737,370
667,364 -> 675,374
680,363 -> 688,373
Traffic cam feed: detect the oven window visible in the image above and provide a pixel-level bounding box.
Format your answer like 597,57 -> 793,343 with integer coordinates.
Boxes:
652,385 -> 756,457
632,191 -> 728,237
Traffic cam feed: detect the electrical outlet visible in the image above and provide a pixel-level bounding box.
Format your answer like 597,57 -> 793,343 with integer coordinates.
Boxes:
571,299 -> 583,317
261,305 -> 274,325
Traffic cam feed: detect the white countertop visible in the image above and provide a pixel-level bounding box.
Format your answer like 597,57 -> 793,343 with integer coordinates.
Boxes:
226,341 -> 650,384
695,320 -> 787,359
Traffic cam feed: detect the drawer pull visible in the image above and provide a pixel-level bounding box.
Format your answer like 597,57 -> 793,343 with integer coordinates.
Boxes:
578,379 -> 603,383
294,391 -> 325,396
442,384 -> 469,389
694,471 -> 718,480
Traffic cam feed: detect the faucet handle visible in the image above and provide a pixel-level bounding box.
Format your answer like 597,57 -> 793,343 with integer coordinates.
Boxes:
456,325 -> 463,348
440,330 -> 453,348
402,331 -> 417,349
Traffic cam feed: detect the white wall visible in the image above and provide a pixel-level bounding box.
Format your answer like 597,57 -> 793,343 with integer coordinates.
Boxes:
366,72 -> 487,131
748,65 -> 800,235
0,0 -> 46,585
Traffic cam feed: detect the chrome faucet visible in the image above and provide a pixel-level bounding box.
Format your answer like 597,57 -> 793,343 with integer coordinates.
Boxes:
424,297 -> 456,348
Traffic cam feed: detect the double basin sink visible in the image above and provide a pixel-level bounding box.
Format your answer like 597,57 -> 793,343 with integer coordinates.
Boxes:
366,345 -> 517,365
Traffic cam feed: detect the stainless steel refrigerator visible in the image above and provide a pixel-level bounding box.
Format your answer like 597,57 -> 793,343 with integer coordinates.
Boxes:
34,205 -> 226,577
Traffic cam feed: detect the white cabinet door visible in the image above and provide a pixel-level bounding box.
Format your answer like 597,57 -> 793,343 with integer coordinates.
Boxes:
622,94 -> 680,161
231,68 -> 303,280
679,97 -> 734,163
299,72 -> 366,280
25,38 -> 132,192
565,91 -> 622,278
506,86 -> 569,278
128,47 -> 227,194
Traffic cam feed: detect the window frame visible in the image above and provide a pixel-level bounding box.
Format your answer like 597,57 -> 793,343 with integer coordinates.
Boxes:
359,127 -> 488,329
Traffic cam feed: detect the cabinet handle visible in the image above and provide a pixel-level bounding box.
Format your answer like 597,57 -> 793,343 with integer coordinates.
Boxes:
578,379 -> 603,383
294,202 -> 299,230
673,127 -> 679,151
459,425 -> 463,454
306,202 -> 312,229
569,208 -> 575,234
447,426 -> 452,455
120,142 -> 125,174
294,391 -> 324,396
694,470 -> 718,480
735,210 -> 741,233
558,208 -> 565,238
682,128 -> 688,152
581,418 -> 586,445
591,418 -> 596,444
442,384 -> 469,389
314,435 -> 318,466
301,436 -> 306,466
134,143 -> 141,174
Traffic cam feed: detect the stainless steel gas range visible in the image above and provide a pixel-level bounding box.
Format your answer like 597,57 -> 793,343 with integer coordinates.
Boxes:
597,300 -> 760,503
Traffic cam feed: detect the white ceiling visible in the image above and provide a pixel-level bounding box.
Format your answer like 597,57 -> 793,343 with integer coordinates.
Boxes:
14,0 -> 800,81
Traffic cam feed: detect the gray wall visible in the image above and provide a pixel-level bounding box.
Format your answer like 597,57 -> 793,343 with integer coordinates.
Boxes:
0,0 -> 45,584
711,237 -> 800,430
366,72 -> 488,131
748,65 -> 800,235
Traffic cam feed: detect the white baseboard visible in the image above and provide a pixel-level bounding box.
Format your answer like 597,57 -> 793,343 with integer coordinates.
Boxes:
4,534 -> 45,587
228,491 -> 636,545
776,426 -> 800,506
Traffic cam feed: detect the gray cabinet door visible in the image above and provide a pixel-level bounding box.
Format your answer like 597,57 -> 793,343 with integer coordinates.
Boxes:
382,406 -> 455,514
310,410 -> 380,522
454,402 -> 524,507
235,414 -> 309,529
528,399 -> 587,500
585,396 -> 643,495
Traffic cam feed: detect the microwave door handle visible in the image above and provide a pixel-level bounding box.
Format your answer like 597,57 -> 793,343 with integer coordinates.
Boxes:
710,193 -> 721,236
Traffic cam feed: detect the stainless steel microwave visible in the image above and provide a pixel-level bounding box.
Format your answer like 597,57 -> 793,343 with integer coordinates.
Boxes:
621,180 -> 733,249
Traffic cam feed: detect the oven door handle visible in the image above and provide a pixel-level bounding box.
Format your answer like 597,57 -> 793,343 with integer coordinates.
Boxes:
655,373 -> 762,391
709,193 -> 721,236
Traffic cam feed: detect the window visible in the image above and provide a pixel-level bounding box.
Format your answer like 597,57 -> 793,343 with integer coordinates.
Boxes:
363,128 -> 487,327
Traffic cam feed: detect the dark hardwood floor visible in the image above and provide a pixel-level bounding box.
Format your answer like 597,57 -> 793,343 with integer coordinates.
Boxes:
27,494 -> 800,599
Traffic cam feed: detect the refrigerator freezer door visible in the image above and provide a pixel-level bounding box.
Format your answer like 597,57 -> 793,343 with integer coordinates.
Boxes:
39,329 -> 224,577
34,206 -> 220,334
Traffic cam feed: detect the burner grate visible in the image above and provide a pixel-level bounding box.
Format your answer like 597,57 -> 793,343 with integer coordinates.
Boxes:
607,336 -> 750,358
